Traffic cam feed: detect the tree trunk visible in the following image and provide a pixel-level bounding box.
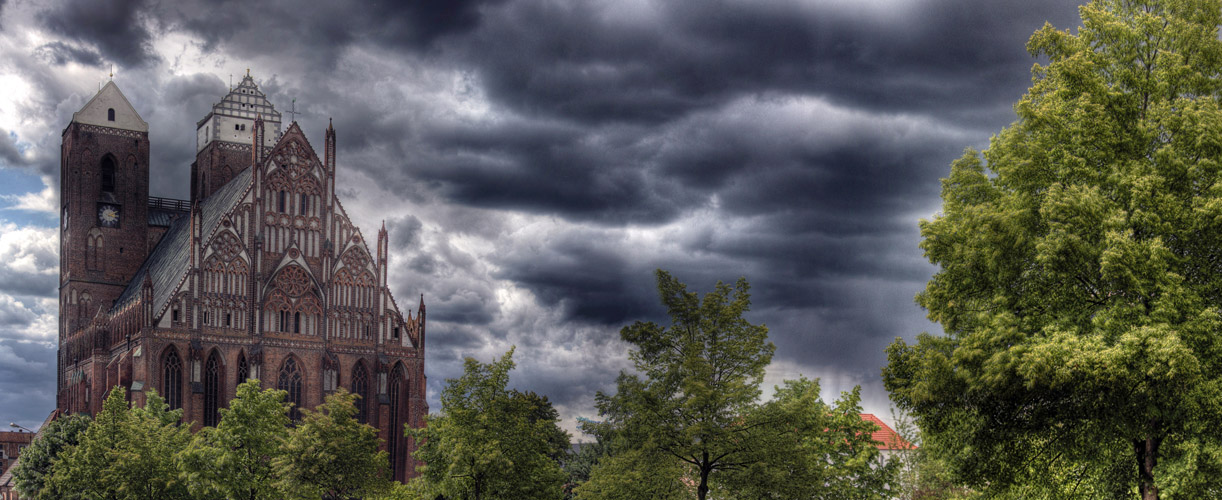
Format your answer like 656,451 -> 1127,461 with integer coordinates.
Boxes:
697,452 -> 710,500
1134,436 -> 1161,500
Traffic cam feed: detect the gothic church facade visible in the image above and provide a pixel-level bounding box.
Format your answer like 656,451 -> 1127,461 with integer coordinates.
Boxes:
57,75 -> 427,481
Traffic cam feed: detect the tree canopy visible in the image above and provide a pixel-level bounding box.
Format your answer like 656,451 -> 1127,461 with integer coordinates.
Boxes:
44,388 -> 191,500
884,1 -> 1222,498
586,270 -> 895,500
11,412 -> 91,500
409,348 -> 569,500
176,380 -> 291,500
274,387 -> 391,500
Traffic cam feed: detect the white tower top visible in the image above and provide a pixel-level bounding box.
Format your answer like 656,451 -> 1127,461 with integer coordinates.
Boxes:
72,81 -> 148,133
195,71 -> 283,153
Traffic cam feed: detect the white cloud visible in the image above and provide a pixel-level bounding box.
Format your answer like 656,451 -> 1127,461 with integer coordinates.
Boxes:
0,221 -> 58,278
3,176 -> 59,214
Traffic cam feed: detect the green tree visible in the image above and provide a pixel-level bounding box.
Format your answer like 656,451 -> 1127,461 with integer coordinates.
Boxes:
11,413 -> 91,500
574,445 -> 690,500
274,387 -> 391,500
409,348 -> 568,500
884,1 -> 1222,498
45,388 -> 191,500
591,270 -> 774,500
177,379 -> 291,500
716,380 -> 900,500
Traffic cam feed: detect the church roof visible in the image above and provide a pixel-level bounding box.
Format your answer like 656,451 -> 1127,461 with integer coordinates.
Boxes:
70,81 -> 148,133
114,166 -> 253,313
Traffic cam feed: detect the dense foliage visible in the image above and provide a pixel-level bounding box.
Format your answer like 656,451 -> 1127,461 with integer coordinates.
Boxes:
275,388 -> 392,499
45,388 -> 191,499
884,1 -> 1222,498
11,413 -> 91,500
177,380 -> 291,500
17,381 -> 388,500
582,270 -> 897,500
409,348 -> 569,500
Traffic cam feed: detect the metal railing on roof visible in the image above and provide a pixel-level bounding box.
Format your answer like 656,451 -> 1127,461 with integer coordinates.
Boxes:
148,196 -> 190,212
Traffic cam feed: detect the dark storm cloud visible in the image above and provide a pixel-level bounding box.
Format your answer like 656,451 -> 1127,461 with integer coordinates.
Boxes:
494,232 -> 662,325
38,0 -> 157,68
148,0 -> 505,70
34,41 -> 104,66
448,0 -> 1083,128
412,119 -> 695,224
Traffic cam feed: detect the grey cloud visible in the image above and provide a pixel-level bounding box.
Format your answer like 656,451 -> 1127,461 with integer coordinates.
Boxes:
0,341 -> 56,430
38,0 -> 157,68
0,129 -> 27,169
34,41 -> 103,66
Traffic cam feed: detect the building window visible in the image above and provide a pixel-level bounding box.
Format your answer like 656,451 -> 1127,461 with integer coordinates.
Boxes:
163,348 -> 183,410
393,327 -> 400,339
225,312 -> 232,327
100,156 -> 116,193
237,353 -> 249,383
235,124 -> 240,131
389,364 -> 407,481
203,310 -> 211,326
294,312 -> 301,334
277,191 -> 286,212
299,194 -> 308,215
279,310 -> 290,332
352,363 -> 369,424
172,306 -> 180,323
278,357 -> 303,421
107,108 -> 115,121
204,352 -> 221,427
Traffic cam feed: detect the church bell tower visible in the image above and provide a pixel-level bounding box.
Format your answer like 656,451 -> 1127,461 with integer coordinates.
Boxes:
59,81 -> 151,405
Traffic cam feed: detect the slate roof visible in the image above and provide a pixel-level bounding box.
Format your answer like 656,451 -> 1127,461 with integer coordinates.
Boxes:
148,207 -> 187,227
114,167 -> 253,314
860,414 -> 915,450
0,460 -> 14,493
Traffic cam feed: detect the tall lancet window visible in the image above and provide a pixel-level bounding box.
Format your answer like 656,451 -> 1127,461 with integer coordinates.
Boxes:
352,363 -> 369,424
100,156 -> 116,193
204,351 -> 222,427
237,352 -> 249,384
278,357 -> 303,421
163,348 -> 183,410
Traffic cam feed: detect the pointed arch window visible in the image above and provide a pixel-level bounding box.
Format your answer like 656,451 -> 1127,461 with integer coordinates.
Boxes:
388,364 -> 407,482
237,352 -> 249,384
163,348 -> 183,410
352,363 -> 369,424
278,357 -> 303,421
100,156 -> 116,193
204,351 -> 222,427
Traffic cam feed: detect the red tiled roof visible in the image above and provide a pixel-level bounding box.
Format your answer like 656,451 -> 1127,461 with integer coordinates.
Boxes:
860,413 -> 915,450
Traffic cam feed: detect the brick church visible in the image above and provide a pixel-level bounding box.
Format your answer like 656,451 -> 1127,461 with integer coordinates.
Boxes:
56,74 -> 427,481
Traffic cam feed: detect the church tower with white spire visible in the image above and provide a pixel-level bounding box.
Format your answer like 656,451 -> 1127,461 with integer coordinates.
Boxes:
192,71 -> 283,202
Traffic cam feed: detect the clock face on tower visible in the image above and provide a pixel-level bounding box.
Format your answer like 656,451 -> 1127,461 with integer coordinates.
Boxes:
97,203 -> 121,228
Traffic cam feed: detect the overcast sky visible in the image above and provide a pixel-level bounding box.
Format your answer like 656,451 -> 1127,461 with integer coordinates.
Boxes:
0,0 -> 1085,433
